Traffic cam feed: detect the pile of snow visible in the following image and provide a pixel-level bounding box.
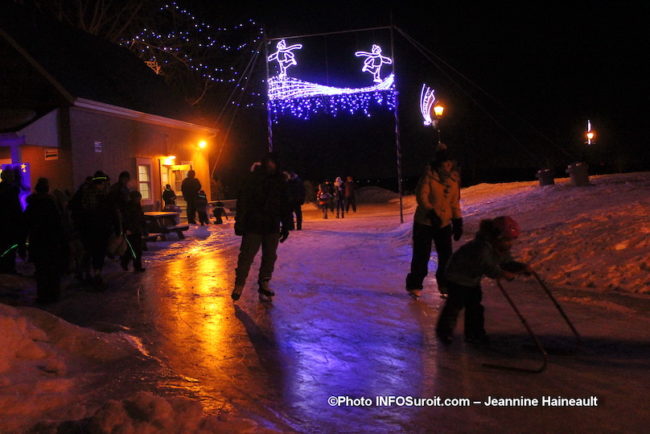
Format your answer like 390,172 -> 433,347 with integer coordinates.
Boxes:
38,391 -> 268,433
0,304 -> 144,432
356,186 -> 399,203
455,172 -> 650,294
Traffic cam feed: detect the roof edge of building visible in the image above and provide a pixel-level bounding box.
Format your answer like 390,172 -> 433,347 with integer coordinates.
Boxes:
73,98 -> 217,135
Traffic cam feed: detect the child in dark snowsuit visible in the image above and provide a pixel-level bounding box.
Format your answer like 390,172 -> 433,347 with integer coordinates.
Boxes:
436,216 -> 530,344
195,190 -> 210,225
213,201 -> 227,224
120,191 -> 146,272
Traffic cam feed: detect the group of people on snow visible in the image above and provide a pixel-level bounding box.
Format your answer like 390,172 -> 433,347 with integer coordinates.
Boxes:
316,176 -> 357,219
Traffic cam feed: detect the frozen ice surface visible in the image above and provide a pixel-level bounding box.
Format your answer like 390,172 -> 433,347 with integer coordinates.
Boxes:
0,172 -> 649,432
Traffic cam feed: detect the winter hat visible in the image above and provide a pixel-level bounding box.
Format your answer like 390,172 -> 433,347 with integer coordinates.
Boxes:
431,143 -> 452,169
92,170 -> 108,184
35,177 -> 49,193
493,216 -> 520,239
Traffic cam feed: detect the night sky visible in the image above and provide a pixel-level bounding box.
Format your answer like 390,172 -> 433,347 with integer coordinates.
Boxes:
194,1 -> 649,190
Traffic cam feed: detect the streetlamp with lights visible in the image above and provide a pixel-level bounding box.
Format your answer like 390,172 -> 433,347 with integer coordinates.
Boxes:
585,120 -> 595,145
433,103 -> 445,146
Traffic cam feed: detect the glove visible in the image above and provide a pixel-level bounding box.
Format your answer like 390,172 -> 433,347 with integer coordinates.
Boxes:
279,227 -> 289,243
427,210 -> 442,228
452,218 -> 463,241
234,221 -> 244,236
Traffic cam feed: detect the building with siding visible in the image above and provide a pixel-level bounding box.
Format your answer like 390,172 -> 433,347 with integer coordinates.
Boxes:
0,3 -> 217,209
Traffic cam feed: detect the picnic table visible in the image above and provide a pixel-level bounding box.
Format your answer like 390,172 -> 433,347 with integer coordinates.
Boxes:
143,211 -> 189,241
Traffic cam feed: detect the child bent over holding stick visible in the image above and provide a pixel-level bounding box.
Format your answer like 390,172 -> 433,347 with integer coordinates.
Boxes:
436,216 -> 531,344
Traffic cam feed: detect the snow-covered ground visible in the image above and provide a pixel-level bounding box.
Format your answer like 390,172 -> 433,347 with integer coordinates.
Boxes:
1,172 -> 649,432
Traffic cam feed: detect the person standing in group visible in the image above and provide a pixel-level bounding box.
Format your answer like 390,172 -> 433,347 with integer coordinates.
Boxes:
24,178 -> 66,303
109,171 -> 130,215
162,184 -> 177,210
232,153 -> 292,302
120,190 -> 146,272
334,176 -> 345,219
0,168 -> 24,274
287,171 -> 306,230
405,145 -> 463,299
70,171 -> 117,286
213,201 -> 227,224
195,190 -> 210,225
344,176 -> 357,213
181,170 -> 201,224
317,182 -> 332,219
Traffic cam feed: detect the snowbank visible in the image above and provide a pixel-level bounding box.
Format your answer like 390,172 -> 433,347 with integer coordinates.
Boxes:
455,172 -> 650,294
0,303 -> 144,432
356,186 -> 399,203
35,391 -> 270,433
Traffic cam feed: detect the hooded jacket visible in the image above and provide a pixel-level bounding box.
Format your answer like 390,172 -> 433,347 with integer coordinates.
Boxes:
413,167 -> 461,228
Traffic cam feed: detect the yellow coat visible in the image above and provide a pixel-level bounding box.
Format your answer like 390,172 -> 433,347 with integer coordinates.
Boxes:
413,168 -> 462,228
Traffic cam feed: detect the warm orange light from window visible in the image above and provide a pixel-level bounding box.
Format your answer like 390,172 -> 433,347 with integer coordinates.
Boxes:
161,155 -> 176,166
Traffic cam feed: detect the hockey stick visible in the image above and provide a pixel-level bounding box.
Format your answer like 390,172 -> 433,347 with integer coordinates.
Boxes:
483,279 -> 548,373
532,272 -> 581,342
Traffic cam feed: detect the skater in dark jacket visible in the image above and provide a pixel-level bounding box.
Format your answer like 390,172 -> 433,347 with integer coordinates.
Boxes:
71,171 -> 117,285
436,216 -> 531,344
109,171 -> 131,230
24,178 -> 66,303
287,171 -> 306,230
181,170 -> 201,224
232,153 -> 292,302
0,168 -> 25,274
120,191 -> 146,272
334,177 -> 345,218
162,184 -> 177,209
213,201 -> 227,224
195,190 -> 210,225
344,176 -> 357,213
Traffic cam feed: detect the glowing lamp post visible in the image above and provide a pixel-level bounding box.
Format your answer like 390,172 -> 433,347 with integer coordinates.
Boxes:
585,120 -> 595,145
433,103 -> 445,145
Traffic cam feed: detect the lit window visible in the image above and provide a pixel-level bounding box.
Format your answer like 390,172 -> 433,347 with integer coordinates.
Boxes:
136,160 -> 152,201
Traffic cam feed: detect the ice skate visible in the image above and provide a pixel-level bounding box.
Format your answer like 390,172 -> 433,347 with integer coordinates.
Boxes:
258,280 -> 275,302
231,284 -> 244,301
407,289 -> 422,299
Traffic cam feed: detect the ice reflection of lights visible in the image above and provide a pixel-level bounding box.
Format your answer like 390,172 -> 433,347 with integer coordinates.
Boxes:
419,84 -> 436,126
157,251 -> 234,412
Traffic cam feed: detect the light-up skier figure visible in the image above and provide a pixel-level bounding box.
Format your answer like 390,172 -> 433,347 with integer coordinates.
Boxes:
268,39 -> 303,79
355,44 -> 392,83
